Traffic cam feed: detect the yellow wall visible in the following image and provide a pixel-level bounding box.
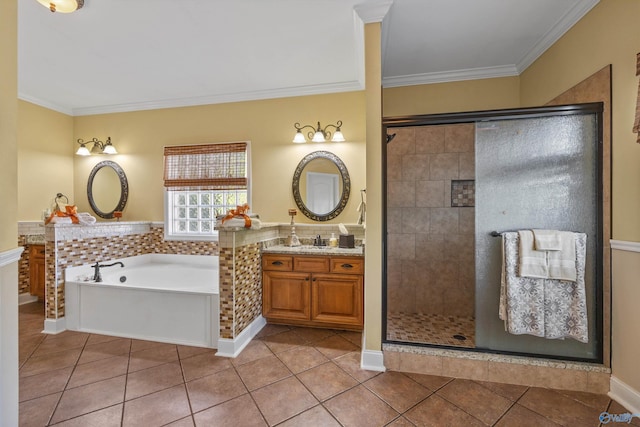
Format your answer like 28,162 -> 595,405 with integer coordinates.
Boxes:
520,0 -> 640,241
0,0 -> 18,251
383,76 -> 520,117
73,92 -> 365,224
17,101 -> 74,220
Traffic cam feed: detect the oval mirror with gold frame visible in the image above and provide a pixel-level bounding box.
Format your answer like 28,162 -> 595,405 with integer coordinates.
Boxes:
292,151 -> 350,221
87,160 -> 129,219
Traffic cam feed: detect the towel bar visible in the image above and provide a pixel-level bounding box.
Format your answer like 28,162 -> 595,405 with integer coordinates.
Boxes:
490,230 -> 582,237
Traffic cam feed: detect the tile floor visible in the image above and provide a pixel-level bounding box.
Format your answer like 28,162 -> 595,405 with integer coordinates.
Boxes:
386,312 -> 476,348
18,302 -> 634,426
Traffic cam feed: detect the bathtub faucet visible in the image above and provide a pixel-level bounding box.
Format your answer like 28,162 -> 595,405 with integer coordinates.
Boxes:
92,261 -> 124,282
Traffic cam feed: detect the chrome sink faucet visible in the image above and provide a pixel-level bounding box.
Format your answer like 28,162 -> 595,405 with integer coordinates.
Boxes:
92,261 -> 124,282
313,234 -> 325,246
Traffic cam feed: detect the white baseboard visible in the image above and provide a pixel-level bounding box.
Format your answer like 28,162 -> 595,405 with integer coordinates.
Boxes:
361,349 -> 386,372
43,318 -> 67,334
18,293 -> 38,305
609,376 -> 640,414
216,316 -> 266,358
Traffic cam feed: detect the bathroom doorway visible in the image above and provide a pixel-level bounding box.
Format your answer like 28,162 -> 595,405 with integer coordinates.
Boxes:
382,103 -> 603,362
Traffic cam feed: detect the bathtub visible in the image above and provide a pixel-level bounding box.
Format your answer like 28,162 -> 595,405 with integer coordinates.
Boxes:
65,254 -> 219,348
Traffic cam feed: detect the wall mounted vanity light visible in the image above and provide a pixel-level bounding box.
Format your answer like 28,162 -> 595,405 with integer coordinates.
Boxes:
36,0 -> 83,13
76,137 -> 117,156
293,121 -> 345,143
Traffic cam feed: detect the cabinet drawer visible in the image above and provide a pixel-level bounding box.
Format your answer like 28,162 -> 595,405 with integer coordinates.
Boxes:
293,256 -> 330,273
262,255 -> 293,271
330,257 -> 363,275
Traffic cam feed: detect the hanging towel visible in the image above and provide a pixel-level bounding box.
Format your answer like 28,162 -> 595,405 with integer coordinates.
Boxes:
546,231 -> 576,282
518,230 -> 548,279
532,229 -> 563,251
500,232 -> 588,343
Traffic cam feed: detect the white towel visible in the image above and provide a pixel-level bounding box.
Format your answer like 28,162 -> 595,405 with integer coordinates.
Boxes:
518,230 -> 548,279
77,212 -> 97,225
519,230 -> 577,282
49,216 -> 73,224
532,229 -> 562,251
215,217 -> 262,230
546,232 -> 576,282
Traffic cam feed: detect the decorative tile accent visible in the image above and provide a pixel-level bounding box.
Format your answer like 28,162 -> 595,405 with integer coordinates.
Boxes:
218,247 -> 235,339
451,180 -> 475,207
18,235 -> 30,294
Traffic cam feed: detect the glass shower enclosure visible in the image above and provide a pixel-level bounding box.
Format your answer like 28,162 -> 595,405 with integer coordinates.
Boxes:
383,103 -> 603,362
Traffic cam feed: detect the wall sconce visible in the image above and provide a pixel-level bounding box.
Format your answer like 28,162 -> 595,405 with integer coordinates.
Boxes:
36,0 -> 84,13
76,137 -> 117,156
293,121 -> 345,143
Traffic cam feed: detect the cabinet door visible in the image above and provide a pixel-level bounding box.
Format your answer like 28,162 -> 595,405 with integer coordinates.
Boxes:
29,245 -> 45,299
262,271 -> 311,321
311,274 -> 363,327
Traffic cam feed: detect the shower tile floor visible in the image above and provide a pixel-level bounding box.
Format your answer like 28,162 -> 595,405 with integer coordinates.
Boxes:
387,312 -> 476,348
18,302 -> 627,426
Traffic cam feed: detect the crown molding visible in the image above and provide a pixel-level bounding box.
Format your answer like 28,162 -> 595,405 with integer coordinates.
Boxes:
354,0 -> 393,24
21,80 -> 365,116
17,93 -> 73,116
382,64 -> 519,88
516,0 -> 599,72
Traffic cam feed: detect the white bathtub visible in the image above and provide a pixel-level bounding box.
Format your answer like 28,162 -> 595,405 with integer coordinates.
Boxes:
65,254 -> 219,348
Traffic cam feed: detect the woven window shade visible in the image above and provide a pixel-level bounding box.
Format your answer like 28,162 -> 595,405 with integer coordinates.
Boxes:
163,142 -> 247,190
634,53 -> 640,143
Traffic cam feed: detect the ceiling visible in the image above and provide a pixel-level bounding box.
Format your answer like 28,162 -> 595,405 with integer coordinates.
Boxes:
18,0 -> 599,116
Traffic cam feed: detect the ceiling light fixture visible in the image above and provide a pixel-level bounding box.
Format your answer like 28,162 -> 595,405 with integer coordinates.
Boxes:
36,0 -> 83,13
293,121 -> 345,143
76,137 -> 117,156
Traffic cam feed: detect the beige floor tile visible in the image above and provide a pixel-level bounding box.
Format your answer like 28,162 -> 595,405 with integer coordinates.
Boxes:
67,355 -> 129,389
19,391 -> 60,427
20,347 -> 82,377
122,384 -> 191,426
19,366 -> 73,402
50,375 -> 126,424
557,388 -> 611,412
193,394 -> 266,427
78,338 -> 131,365
230,340 -> 274,367
608,401 -> 640,427
235,354 -> 292,391
86,333 -> 125,346
32,333 -> 89,357
50,403 -> 123,427
518,387 -> 603,427
291,327 -> 337,343
180,351 -> 232,382
126,361 -> 184,401
364,371 -> 431,412
164,416 -> 195,427
278,404 -> 341,427
186,368 -> 247,413
333,351 -> 380,383
324,384 -> 399,427
314,334 -> 360,360
475,380 -> 528,401
494,403 -> 561,427
277,345 -> 329,374
128,344 -> 179,373
297,362 -> 358,401
405,394 -> 484,427
436,378 -> 512,425
251,377 -> 319,425
404,372 -> 453,391
176,345 -> 214,360
260,330 -> 307,354
254,323 -> 291,338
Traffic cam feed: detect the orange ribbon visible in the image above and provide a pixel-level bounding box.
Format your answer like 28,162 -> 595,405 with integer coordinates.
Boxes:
45,205 -> 79,225
221,204 -> 252,228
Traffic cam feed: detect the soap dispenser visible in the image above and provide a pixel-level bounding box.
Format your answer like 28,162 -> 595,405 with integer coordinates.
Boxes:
329,233 -> 338,248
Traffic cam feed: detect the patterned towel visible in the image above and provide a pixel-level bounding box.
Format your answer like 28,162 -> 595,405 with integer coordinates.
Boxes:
500,232 -> 588,343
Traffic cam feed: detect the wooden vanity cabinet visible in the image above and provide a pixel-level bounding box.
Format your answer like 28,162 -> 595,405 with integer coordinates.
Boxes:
29,244 -> 45,299
262,254 -> 363,330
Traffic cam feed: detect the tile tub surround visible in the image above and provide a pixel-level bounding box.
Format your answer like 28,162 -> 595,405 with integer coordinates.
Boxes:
33,222 -> 218,320
383,344 -> 611,394
386,123 -> 475,321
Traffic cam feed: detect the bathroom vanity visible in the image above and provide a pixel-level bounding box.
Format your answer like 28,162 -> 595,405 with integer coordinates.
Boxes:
262,246 -> 364,330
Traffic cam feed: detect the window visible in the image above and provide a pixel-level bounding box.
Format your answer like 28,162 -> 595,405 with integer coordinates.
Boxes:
163,142 -> 250,240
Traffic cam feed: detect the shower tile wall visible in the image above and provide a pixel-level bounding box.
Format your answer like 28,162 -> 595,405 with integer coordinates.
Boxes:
387,123 -> 475,318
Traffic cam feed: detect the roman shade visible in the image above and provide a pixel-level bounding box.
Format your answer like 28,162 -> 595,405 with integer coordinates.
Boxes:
163,142 -> 248,190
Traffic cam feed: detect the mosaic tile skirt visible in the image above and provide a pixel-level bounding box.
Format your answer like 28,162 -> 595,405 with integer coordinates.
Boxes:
386,312 -> 475,348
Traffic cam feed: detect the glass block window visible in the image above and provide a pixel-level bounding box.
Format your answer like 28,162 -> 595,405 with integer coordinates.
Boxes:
163,142 -> 250,239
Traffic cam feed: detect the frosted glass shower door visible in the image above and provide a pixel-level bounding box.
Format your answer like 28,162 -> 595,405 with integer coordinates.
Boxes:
475,112 -> 600,360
